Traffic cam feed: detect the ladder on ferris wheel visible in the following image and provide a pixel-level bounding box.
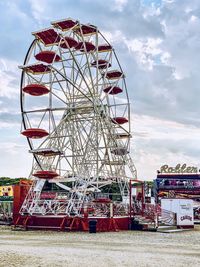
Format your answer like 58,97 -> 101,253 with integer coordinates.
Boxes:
20,179 -> 45,215
126,155 -> 137,178
65,184 -> 88,216
65,193 -> 83,216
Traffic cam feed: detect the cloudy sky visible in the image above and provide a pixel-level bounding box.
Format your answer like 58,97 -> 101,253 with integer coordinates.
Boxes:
0,0 -> 199,179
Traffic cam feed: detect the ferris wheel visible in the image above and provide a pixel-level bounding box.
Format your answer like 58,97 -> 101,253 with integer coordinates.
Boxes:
19,18 -> 137,217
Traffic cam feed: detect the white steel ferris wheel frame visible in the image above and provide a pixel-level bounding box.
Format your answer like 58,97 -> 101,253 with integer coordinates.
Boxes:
19,18 -> 137,217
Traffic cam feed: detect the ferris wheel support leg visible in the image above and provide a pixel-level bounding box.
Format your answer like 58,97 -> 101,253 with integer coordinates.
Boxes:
59,216 -> 69,231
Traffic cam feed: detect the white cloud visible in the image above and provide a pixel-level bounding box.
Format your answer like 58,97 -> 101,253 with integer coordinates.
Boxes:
0,121 -> 19,129
101,30 -> 125,45
28,0 -> 50,26
0,142 -> 25,155
113,0 -> 128,12
124,37 -> 164,70
6,1 -> 29,22
133,114 -> 200,141
190,15 -> 198,22
131,113 -> 200,179
0,58 -> 19,98
0,139 -> 32,177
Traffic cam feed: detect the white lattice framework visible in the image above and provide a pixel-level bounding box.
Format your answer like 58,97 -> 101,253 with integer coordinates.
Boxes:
19,18 -> 137,217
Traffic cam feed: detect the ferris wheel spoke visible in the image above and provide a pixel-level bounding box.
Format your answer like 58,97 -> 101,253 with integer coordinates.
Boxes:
66,45 -> 96,98
51,66 -> 94,104
77,28 -> 96,91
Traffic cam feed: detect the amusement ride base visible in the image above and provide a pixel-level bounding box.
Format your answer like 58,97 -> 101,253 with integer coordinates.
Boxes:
13,215 -> 130,232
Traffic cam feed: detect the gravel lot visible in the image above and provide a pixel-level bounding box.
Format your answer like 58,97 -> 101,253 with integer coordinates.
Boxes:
0,225 -> 200,267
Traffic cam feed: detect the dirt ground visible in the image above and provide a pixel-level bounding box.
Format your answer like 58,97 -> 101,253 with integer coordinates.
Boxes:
0,225 -> 200,267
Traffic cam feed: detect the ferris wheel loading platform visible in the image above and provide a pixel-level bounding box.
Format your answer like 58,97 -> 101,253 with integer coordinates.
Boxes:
12,181 -> 175,232
12,182 -> 129,231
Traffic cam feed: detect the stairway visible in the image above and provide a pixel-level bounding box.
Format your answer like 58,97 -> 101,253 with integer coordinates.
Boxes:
131,215 -> 158,231
131,202 -> 177,231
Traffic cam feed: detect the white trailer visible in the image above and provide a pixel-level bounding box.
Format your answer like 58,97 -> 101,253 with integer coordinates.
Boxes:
161,199 -> 194,228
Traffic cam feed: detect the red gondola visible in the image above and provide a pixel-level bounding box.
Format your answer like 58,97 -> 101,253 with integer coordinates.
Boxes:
30,148 -> 62,157
24,64 -> 51,74
98,44 -> 112,52
103,86 -> 122,95
60,37 -> 78,49
112,117 -> 128,125
35,51 -> 61,64
75,42 -> 95,53
21,128 -> 49,139
106,70 -> 124,80
111,148 -> 129,156
114,133 -> 132,139
75,24 -> 97,36
22,84 -> 49,96
23,84 -> 49,96
52,18 -> 77,31
33,170 -> 59,179
33,28 -> 61,46
91,59 -> 111,69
